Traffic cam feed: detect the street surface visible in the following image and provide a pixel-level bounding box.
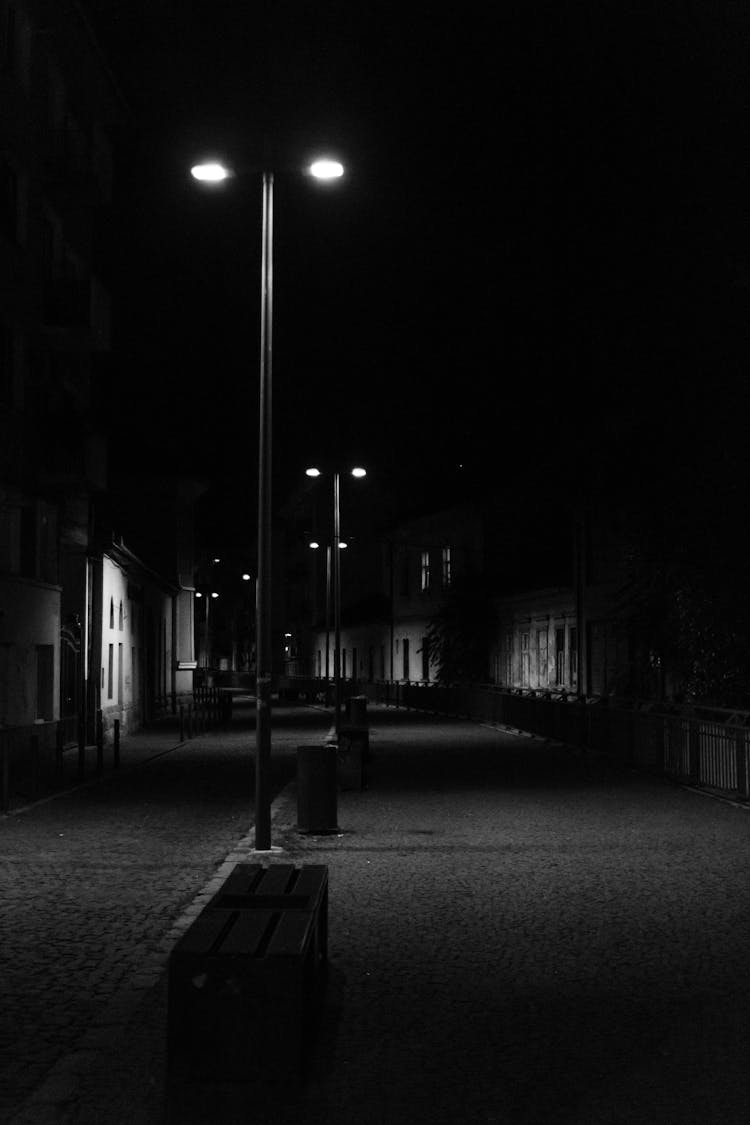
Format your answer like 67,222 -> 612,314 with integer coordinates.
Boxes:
2,700 -> 749,1124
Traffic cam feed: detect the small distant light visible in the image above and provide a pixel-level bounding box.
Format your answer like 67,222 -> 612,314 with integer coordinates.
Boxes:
212,557 -> 221,563
242,573 -> 251,581
211,592 -> 219,599
305,467 -> 321,477
309,159 -> 344,180
338,541 -> 348,549
195,591 -> 203,598
351,467 -> 367,478
309,540 -> 320,549
284,633 -> 292,638
191,162 -> 230,182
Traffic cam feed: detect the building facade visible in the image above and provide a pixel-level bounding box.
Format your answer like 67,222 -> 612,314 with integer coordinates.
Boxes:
1,0 -> 127,734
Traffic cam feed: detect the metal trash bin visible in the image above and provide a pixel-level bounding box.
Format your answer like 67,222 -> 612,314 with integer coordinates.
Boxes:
347,694 -> 368,728
297,744 -> 339,833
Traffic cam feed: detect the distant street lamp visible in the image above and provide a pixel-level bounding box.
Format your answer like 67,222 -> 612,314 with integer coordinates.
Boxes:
191,155 -> 345,851
195,590 -> 219,671
306,466 -> 367,733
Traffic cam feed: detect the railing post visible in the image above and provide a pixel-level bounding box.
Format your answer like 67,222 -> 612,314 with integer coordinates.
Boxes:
77,714 -> 86,781
113,719 -> 120,769
688,719 -> 700,784
735,728 -> 748,800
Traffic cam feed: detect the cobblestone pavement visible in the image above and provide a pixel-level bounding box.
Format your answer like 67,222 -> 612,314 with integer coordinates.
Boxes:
2,702 -> 750,1124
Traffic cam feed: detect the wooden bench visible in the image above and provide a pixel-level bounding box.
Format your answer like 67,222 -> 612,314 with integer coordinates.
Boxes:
167,863 -> 328,1083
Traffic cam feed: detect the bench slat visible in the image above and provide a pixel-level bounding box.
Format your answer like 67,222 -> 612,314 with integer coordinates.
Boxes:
266,911 -> 314,958
219,909 -> 274,956
256,865 -> 295,895
174,909 -> 233,955
219,863 -> 263,895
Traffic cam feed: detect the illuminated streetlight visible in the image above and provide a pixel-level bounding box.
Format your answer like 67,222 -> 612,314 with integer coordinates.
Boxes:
192,155 -> 345,851
305,466 -> 367,732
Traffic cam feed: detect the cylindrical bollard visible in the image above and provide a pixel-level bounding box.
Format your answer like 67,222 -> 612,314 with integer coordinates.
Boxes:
1,735 -> 9,813
77,716 -> 86,781
113,719 -> 120,769
55,721 -> 64,786
349,694 -> 368,728
30,733 -> 40,798
296,744 -> 339,834
96,711 -> 104,775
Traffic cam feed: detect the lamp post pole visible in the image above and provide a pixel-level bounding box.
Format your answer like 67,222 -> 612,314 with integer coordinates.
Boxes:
333,472 -> 342,733
190,156 -> 343,851
255,170 -> 273,851
325,544 -> 331,691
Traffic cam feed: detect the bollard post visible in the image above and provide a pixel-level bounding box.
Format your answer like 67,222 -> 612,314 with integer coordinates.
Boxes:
96,711 -> 104,776
113,719 -> 120,769
0,734 -> 8,813
30,734 -> 40,799
77,715 -> 86,781
55,721 -> 64,786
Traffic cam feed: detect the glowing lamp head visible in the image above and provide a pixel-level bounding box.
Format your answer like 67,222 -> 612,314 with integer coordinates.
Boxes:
309,541 -> 320,550
338,541 -> 348,549
242,573 -> 252,581
211,592 -> 219,599
309,159 -> 344,180
190,162 -> 231,183
351,467 -> 367,478
305,467 -> 321,477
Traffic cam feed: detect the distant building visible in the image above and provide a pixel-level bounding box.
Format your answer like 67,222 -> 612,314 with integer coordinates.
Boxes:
306,505 -> 485,685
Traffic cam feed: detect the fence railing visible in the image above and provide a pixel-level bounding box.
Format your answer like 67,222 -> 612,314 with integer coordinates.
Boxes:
367,681 -> 750,802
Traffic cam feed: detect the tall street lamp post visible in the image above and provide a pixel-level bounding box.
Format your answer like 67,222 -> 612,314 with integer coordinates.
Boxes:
306,466 -> 366,734
191,156 -> 344,850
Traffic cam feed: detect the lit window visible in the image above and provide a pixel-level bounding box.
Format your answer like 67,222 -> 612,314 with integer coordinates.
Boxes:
442,546 -> 451,587
420,550 -> 430,591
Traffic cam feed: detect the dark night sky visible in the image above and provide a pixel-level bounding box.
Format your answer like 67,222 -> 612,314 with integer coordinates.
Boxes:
79,1 -> 750,548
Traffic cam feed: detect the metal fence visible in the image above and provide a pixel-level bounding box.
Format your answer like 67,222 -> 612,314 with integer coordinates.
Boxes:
362,681 -> 750,802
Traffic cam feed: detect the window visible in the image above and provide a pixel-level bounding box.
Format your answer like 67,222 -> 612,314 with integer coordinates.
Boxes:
555,627 -> 565,686
341,648 -> 346,678
402,637 -> 410,681
107,644 -> 113,699
537,629 -> 548,687
441,546 -> 451,587
503,632 -> 512,686
569,626 -> 578,688
420,550 -> 430,592
421,637 -> 430,682
109,597 -> 114,630
118,600 -> 123,630
521,632 -> 530,687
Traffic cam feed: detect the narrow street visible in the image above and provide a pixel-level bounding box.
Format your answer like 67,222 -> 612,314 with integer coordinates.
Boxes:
2,701 -> 749,1123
